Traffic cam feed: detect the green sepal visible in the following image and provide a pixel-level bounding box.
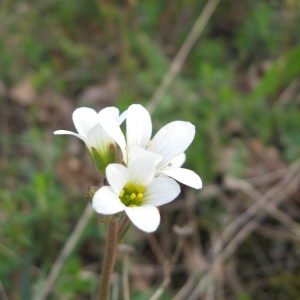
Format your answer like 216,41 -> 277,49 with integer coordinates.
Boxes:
90,143 -> 120,176
90,147 -> 107,175
108,143 -> 118,165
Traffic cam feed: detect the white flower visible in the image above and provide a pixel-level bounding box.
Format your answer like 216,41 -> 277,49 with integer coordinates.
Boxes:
92,157 -> 180,232
54,107 -> 127,175
125,104 -> 202,189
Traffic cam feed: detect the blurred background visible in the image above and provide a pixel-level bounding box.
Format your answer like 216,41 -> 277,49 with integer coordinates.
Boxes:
1,0 -> 300,299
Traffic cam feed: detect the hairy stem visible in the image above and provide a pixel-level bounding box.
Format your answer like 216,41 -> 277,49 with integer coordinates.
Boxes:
99,220 -> 118,300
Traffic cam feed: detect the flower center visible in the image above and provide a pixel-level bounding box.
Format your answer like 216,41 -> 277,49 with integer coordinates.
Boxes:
119,181 -> 145,207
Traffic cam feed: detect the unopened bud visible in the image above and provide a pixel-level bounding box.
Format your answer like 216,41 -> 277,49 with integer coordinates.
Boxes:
108,143 -> 117,164
90,142 -> 123,176
90,147 -> 107,176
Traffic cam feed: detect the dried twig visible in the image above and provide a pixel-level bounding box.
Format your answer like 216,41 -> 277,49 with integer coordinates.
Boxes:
223,169 -> 300,259
257,224 -> 300,242
118,244 -> 135,300
0,280 -> 9,300
172,268 -> 201,300
111,273 -> 119,300
190,161 -> 300,299
218,160 -> 300,252
146,0 -> 221,113
171,189 -> 210,300
276,76 -> 299,105
147,234 -> 171,299
251,241 -> 277,276
147,234 -> 168,265
246,168 -> 287,187
226,177 -> 300,232
226,260 -> 244,296
206,271 -> 215,300
0,244 -> 25,263
149,276 -> 171,300
122,253 -> 130,300
185,189 -> 204,261
171,236 -> 185,266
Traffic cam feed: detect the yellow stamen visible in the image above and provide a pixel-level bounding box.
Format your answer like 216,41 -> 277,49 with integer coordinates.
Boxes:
147,141 -> 152,147
125,182 -> 132,189
120,181 -> 146,207
136,185 -> 145,193
127,187 -> 135,194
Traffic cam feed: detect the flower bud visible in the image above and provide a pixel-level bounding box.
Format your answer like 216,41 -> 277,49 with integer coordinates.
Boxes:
90,143 -> 123,176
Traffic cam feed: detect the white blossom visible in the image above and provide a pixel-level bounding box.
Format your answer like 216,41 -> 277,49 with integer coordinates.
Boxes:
54,107 -> 127,174
92,157 -> 180,232
125,104 -> 202,189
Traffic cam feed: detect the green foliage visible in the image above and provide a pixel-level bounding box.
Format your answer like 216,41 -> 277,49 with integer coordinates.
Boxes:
237,292 -> 252,300
130,285 -> 174,300
251,44 -> 300,101
0,169 -> 68,280
270,270 -> 300,299
234,2 -> 283,57
56,256 -> 96,297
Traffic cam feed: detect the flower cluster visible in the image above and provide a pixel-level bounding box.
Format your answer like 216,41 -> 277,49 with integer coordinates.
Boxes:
54,104 -> 202,232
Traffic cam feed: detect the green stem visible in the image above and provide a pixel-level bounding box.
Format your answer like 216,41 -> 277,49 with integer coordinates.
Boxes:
99,220 -> 118,300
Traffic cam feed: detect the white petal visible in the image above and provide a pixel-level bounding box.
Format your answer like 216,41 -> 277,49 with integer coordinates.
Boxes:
93,186 -> 125,215
125,205 -> 160,232
99,114 -> 127,159
53,130 -> 89,146
168,153 -> 186,168
128,146 -> 163,166
147,121 -> 195,168
128,156 -> 155,186
99,106 -> 119,120
106,164 -> 130,195
126,104 -> 152,149
87,123 -> 112,154
143,177 -> 180,206
72,107 -> 99,138
160,168 -> 202,189
118,110 -> 127,125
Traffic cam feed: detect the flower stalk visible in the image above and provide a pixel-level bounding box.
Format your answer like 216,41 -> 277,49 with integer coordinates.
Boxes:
99,220 -> 118,300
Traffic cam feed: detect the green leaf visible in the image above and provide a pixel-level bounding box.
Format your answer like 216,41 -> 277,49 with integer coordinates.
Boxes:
237,292 -> 251,300
251,44 -> 300,100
